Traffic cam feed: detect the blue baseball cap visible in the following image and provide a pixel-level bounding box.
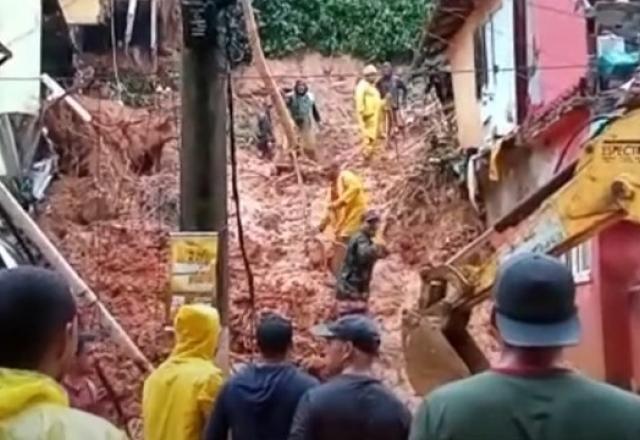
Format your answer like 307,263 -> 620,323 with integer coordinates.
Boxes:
311,314 -> 381,354
494,252 -> 581,347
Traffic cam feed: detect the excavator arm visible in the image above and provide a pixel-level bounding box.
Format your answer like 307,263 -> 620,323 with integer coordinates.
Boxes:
403,107 -> 640,395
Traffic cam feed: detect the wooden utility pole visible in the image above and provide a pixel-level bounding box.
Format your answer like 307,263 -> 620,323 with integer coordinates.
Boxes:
239,0 -> 297,149
180,0 -> 232,326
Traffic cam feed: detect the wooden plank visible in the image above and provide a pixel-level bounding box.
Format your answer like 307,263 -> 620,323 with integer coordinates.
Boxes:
0,182 -> 153,373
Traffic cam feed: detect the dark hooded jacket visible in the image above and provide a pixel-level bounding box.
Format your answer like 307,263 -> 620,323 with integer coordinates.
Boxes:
205,363 -> 319,440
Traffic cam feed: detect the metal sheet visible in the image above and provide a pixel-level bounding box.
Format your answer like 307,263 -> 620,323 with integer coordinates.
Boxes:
59,0 -> 103,25
0,0 -> 41,115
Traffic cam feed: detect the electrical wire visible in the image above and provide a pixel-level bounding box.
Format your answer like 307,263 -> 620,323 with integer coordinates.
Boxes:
224,9 -> 257,352
0,62 -> 595,82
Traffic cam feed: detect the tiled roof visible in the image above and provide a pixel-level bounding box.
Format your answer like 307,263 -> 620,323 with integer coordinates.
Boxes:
514,81 -> 590,142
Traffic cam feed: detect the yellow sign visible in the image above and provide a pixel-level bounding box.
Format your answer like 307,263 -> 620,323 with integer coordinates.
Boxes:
170,232 -> 218,295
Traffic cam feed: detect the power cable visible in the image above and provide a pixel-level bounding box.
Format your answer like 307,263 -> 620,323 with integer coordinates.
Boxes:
0,62 -> 595,83
224,9 -> 257,354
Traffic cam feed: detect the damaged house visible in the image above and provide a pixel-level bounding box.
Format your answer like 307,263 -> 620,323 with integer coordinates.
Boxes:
425,0 -> 640,390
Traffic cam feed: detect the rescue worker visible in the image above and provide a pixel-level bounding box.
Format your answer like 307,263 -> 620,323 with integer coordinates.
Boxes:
256,101 -> 276,160
289,314 -> 411,440
410,253 -> 640,440
143,304 -> 224,440
205,313 -> 318,440
318,162 -> 367,243
376,62 -> 408,139
0,266 -> 124,439
285,80 -> 322,159
355,65 -> 383,160
62,334 -> 100,415
336,211 -> 388,314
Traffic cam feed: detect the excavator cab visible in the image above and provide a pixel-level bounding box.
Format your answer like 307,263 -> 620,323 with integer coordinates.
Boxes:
402,107 -> 640,396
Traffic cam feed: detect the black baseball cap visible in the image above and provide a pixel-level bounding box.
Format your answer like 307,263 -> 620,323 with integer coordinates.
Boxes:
494,252 -> 580,347
311,314 -> 381,354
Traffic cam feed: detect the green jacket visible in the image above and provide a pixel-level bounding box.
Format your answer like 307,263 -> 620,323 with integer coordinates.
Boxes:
337,231 -> 378,300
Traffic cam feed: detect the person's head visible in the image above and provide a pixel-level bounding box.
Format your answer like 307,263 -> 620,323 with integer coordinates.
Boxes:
326,162 -> 341,181
0,267 -> 78,380
381,62 -> 393,78
312,314 -> 381,376
362,65 -> 378,83
71,333 -> 95,376
256,312 -> 293,361
172,304 -> 221,360
361,210 -> 381,237
493,252 -> 579,363
295,80 -> 308,95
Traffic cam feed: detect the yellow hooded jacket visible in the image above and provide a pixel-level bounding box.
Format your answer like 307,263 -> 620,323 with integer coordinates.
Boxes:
143,304 -> 223,440
322,170 -> 368,240
355,79 -> 382,142
0,368 -> 125,440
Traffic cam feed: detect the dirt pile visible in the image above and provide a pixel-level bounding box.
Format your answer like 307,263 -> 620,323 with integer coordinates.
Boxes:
38,54 -> 493,432
39,96 -> 179,434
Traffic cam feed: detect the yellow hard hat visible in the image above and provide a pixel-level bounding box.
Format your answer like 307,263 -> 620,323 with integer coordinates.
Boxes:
363,65 -> 378,76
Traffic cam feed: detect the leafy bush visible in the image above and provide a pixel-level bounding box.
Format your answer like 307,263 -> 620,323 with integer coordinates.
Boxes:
252,0 -> 431,61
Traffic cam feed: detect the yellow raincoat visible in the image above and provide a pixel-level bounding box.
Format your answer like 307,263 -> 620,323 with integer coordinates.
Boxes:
321,170 -> 368,240
143,304 -> 224,440
0,368 -> 124,439
355,79 -> 383,158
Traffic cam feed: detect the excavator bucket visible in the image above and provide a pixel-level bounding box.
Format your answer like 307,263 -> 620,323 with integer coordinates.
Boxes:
402,268 -> 490,395
402,310 -> 470,395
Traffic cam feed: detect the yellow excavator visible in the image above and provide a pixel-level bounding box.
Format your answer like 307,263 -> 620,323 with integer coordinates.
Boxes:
402,106 -> 640,395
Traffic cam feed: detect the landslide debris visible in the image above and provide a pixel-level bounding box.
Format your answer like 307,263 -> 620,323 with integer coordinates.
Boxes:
38,54 -> 495,433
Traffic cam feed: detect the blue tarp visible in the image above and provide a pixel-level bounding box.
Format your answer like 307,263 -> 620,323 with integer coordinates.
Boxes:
598,49 -> 640,77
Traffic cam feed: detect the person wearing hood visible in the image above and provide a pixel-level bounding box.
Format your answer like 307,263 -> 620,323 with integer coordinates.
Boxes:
0,266 -> 124,439
143,304 -> 224,440
318,162 -> 368,243
205,312 -> 319,440
355,65 -> 383,160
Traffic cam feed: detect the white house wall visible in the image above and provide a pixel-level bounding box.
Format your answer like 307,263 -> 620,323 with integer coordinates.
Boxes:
479,1 -> 517,142
0,0 -> 41,115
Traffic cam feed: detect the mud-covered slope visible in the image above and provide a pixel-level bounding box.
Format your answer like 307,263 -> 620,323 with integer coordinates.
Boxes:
39,54 -> 492,433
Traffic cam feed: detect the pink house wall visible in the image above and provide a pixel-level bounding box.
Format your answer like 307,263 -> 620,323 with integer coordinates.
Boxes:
528,0 -> 588,108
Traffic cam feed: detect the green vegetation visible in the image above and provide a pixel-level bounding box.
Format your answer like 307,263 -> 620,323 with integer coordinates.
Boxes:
252,0 -> 431,61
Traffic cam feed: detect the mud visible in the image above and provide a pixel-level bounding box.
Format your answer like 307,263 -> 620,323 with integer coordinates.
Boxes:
39,54 -> 493,431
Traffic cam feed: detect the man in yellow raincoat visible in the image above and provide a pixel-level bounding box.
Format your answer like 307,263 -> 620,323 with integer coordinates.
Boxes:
143,304 -> 224,440
318,162 -> 368,243
0,266 -> 124,439
355,65 -> 383,159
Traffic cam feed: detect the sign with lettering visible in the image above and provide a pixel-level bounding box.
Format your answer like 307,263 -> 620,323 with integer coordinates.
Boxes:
170,232 -> 218,295
181,0 -> 218,48
602,140 -> 640,164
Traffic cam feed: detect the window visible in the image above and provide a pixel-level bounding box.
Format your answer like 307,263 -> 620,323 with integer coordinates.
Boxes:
560,242 -> 592,284
474,26 -> 489,100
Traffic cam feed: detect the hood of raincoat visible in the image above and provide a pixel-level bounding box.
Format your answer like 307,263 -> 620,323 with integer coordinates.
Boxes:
233,363 -> 300,410
171,304 -> 221,361
0,368 -> 125,439
0,368 -> 68,420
